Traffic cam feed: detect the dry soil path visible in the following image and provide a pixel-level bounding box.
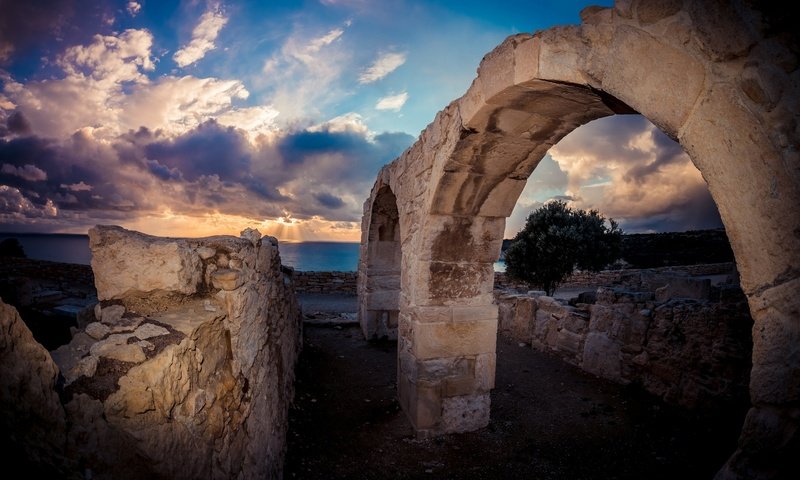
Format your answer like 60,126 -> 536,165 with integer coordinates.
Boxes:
286,297 -> 747,479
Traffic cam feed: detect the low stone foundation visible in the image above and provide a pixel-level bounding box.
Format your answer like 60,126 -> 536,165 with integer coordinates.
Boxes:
0,226 -> 302,479
496,269 -> 752,408
292,271 -> 357,294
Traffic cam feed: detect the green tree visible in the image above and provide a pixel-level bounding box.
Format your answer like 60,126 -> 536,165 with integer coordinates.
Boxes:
504,201 -> 622,296
0,238 -> 26,258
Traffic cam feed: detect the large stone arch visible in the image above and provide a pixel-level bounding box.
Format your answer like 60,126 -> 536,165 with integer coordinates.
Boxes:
358,1 -> 799,476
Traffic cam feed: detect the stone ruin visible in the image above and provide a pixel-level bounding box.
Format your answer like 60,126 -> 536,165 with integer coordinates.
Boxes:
496,268 -> 753,409
357,0 -> 799,477
0,225 -> 302,479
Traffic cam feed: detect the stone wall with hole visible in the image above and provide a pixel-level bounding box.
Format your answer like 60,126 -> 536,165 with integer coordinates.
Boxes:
496,271 -> 752,408
0,225 -> 302,479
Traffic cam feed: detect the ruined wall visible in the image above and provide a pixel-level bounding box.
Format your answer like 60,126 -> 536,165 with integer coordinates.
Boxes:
293,271 -> 357,294
496,275 -> 752,408
495,262 -> 737,292
0,226 -> 302,479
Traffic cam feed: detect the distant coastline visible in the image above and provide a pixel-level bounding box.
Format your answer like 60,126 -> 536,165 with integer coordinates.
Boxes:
0,233 -> 366,271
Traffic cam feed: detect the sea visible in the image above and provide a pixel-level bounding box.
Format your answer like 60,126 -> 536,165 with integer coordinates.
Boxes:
0,233 -> 506,272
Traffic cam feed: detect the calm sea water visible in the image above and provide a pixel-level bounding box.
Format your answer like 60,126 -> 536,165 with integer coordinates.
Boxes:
0,233 -> 363,271
0,233 -> 505,272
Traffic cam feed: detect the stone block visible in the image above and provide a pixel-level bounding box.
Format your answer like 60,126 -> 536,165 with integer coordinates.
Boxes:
555,329 -> 583,356
582,332 -> 622,381
511,296 -> 535,341
514,36 -> 540,84
412,318 -> 498,360
89,226 -> 204,300
211,269 -> 245,291
440,393 -> 491,433
452,304 -> 498,322
748,277 -> 800,404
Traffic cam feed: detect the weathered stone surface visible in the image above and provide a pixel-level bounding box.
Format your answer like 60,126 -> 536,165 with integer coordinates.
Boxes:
0,299 -> 68,473
196,246 -> 216,260
133,323 -> 170,340
55,226 -> 304,479
583,332 -> 622,379
211,268 -> 244,291
50,332 -> 96,384
107,316 -> 144,334
440,393 -> 491,433
89,225 -> 203,300
85,321 -> 110,340
100,304 -> 125,324
355,3 -> 800,474
93,342 -> 146,363
496,281 -> 753,408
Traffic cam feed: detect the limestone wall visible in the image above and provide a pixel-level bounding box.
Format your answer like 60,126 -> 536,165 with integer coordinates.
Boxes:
496,276 -> 752,408
495,262 -> 737,292
0,226 -> 302,479
293,271 -> 357,294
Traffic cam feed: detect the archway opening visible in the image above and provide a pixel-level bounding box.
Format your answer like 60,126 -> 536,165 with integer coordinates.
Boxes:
491,113 -> 753,474
360,185 -> 401,340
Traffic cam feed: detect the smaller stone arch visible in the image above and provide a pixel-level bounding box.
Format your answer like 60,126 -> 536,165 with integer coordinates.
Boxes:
357,184 -> 402,340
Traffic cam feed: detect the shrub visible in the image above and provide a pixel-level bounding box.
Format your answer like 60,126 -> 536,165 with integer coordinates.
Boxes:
504,201 -> 622,295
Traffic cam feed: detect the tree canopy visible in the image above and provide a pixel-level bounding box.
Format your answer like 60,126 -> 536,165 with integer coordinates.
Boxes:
504,201 -> 622,296
0,238 -> 26,258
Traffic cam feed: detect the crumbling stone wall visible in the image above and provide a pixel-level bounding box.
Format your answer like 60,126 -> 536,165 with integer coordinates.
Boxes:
0,226 -> 302,479
497,274 -> 752,408
293,271 -> 357,294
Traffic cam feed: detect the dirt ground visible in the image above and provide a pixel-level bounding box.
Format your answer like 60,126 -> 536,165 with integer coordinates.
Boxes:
285,302 -> 748,479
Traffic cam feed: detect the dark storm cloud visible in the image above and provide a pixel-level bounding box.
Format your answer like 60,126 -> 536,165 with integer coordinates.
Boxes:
0,0 -> 116,65
314,192 -> 345,209
277,129 -> 413,182
623,128 -> 688,184
618,183 -> 723,233
0,118 -> 414,230
6,112 -> 31,135
144,121 -> 252,182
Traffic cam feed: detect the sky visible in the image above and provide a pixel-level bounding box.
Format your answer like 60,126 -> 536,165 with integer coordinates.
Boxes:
0,0 -> 723,241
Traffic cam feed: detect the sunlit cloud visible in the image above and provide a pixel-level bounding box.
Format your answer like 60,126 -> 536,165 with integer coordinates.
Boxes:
359,52 -> 406,84
126,2 -> 142,17
375,92 -> 408,111
261,24 -> 350,121
2,163 -> 47,181
504,116 -> 722,237
61,181 -> 92,192
173,7 -> 228,67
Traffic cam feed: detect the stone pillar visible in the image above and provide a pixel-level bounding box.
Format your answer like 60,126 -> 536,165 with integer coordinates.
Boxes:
398,304 -> 497,436
397,214 -> 504,436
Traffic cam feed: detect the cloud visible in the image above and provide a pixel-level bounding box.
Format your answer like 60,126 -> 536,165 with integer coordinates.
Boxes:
375,92 -> 408,111
1,163 -> 47,181
126,2 -> 142,17
261,24 -> 350,121
308,112 -> 371,136
61,181 -> 92,191
0,109 -> 414,235
3,29 -> 156,138
121,76 -> 253,136
173,7 -> 229,67
0,0 -> 81,65
58,29 -> 155,85
0,185 -> 57,218
314,192 -> 345,209
3,29 -> 280,141
359,52 -> 406,84
546,115 -> 722,232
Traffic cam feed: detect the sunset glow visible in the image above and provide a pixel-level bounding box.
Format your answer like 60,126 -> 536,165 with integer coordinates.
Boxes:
0,0 -> 721,240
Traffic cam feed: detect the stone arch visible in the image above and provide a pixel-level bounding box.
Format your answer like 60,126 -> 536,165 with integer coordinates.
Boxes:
357,182 -> 402,340
360,1 -> 799,475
